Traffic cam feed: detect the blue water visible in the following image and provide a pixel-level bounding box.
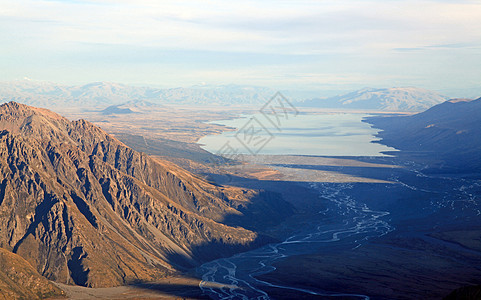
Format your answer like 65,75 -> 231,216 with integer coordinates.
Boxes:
198,112 -> 397,156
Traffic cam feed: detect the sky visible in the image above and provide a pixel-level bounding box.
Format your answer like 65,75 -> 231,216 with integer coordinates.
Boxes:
1,0 -> 480,96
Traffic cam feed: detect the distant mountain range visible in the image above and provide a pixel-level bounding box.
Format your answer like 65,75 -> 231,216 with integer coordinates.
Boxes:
366,97 -> 481,170
0,80 -> 275,108
0,101 -> 292,291
0,80 -> 453,111
298,87 -> 449,111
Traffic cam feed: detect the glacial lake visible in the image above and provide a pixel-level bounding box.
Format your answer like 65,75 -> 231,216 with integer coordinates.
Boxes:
198,112 -> 398,156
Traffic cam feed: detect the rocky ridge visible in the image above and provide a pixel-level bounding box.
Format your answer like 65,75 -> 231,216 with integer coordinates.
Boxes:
0,101 -> 292,288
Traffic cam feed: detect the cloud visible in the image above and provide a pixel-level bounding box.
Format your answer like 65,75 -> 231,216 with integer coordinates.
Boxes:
393,48 -> 425,52
2,0 -> 480,53
0,0 -> 480,92
426,42 -> 481,49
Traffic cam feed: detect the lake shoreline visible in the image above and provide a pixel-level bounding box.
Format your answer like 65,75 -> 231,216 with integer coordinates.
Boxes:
198,111 -> 398,157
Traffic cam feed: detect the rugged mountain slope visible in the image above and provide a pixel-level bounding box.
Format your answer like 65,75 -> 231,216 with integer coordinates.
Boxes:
0,248 -> 65,299
0,101 -> 292,288
300,87 -> 448,111
366,97 -> 481,170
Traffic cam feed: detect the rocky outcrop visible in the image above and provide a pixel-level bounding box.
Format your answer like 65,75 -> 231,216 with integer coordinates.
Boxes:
0,101 -> 292,288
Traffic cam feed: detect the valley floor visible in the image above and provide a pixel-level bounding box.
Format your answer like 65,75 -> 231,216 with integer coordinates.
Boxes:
221,155 -> 481,299
52,107 -> 481,299
53,277 -> 207,299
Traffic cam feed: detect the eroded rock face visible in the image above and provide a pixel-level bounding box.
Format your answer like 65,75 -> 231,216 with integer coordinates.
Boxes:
0,101 -> 292,288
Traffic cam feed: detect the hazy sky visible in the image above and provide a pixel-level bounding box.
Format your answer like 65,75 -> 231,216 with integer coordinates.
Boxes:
1,0 -> 480,94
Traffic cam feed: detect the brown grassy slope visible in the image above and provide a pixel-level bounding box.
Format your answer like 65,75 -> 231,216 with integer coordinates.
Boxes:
0,248 -> 65,299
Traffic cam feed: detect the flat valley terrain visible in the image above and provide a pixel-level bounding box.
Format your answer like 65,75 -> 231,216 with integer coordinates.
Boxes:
47,105 -> 481,299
